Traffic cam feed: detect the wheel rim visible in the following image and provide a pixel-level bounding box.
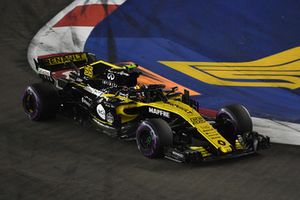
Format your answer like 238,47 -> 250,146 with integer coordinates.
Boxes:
139,129 -> 154,150
23,88 -> 40,120
24,92 -> 37,114
137,123 -> 159,157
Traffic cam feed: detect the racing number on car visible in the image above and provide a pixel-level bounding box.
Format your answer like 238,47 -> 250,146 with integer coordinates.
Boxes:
84,65 -> 93,78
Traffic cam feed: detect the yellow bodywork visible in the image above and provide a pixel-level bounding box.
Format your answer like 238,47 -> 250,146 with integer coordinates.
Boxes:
190,146 -> 212,157
108,94 -> 233,154
77,60 -> 233,154
136,100 -> 232,154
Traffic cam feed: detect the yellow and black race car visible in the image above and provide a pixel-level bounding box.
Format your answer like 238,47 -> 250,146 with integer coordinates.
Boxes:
22,52 -> 270,162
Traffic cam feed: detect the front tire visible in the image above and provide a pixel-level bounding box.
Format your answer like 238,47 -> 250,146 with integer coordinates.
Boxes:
22,82 -> 60,121
136,118 -> 173,158
216,104 -> 253,143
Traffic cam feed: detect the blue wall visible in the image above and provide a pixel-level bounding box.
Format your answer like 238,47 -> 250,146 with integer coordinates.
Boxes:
85,0 -> 300,123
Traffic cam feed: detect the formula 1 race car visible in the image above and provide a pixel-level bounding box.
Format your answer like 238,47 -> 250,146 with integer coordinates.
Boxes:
22,52 -> 270,162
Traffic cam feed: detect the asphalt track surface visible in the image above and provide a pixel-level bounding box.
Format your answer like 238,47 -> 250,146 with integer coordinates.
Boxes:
0,1 -> 300,199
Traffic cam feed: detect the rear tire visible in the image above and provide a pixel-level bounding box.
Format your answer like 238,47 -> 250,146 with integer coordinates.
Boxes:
22,82 -> 60,121
136,118 -> 173,158
216,104 -> 253,143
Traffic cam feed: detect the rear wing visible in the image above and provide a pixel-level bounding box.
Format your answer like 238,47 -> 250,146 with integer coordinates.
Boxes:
34,52 -> 96,72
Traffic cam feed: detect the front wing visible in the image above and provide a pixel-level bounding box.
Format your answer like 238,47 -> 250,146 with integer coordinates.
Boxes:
164,132 -> 270,163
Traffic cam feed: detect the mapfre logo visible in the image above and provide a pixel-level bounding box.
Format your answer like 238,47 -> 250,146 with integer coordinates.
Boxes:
148,107 -> 170,118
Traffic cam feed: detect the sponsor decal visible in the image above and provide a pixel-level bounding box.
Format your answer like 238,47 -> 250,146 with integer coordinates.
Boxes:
218,140 -> 226,146
96,104 -> 106,120
37,68 -> 53,82
190,116 -> 206,125
108,70 -> 129,76
107,72 -> 115,80
167,102 -> 192,114
148,107 -> 170,118
45,53 -> 87,65
84,85 -> 103,96
37,68 -> 51,76
81,97 -> 91,107
106,112 -> 114,123
102,80 -> 118,87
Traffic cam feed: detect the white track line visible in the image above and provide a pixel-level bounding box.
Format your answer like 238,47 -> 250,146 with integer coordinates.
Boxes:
253,117 -> 300,145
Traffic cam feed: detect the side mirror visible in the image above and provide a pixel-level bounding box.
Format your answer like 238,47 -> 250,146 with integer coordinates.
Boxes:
172,86 -> 178,92
165,86 -> 179,97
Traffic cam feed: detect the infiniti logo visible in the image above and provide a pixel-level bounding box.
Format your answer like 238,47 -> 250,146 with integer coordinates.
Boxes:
107,73 -> 115,80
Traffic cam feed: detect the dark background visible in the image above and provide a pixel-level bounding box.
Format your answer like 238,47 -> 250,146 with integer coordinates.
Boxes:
0,0 -> 299,199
